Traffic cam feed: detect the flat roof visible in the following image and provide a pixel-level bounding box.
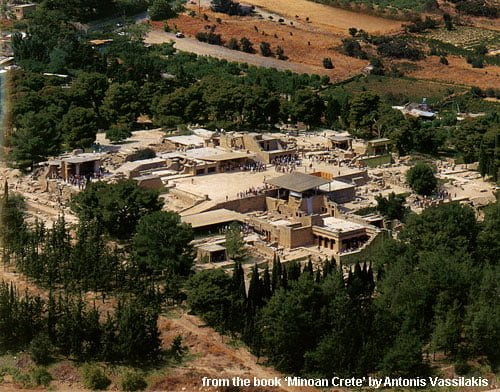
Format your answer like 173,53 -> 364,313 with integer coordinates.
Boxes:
164,135 -> 204,146
330,135 -> 352,142
181,209 -> 245,229
133,174 -> 162,181
116,157 -> 166,173
265,172 -> 330,193
192,128 -> 214,138
185,147 -> 228,159
321,217 -> 365,232
199,244 -> 226,252
319,180 -> 356,192
62,154 -> 103,164
202,152 -> 254,162
368,138 -> 392,145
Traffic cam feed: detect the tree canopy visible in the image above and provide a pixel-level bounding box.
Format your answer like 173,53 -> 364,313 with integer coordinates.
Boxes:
70,180 -> 164,239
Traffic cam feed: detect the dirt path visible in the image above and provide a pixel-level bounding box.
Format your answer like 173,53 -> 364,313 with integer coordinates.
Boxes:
146,30 -> 327,75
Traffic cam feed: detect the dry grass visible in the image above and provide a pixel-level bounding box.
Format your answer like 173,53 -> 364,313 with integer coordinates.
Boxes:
234,0 -> 403,34
406,55 -> 500,89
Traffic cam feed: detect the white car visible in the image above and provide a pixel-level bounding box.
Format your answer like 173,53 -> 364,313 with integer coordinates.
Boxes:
175,32 -> 185,38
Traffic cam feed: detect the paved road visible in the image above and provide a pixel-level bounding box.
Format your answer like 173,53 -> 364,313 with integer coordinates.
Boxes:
146,30 -> 324,74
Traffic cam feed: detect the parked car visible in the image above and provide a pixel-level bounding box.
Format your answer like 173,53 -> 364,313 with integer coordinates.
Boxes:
175,32 -> 185,38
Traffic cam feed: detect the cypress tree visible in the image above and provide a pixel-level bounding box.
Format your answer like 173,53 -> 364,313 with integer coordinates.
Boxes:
288,261 -> 301,281
281,266 -> 288,289
263,265 -> 272,299
367,263 -> 375,293
305,258 -> 314,277
323,258 -> 331,279
271,254 -> 282,292
315,268 -> 321,283
247,264 -> 262,310
231,261 -> 246,299
331,255 -> 337,270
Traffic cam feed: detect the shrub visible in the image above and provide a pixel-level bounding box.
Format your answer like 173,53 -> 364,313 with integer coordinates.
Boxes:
82,364 -> 111,391
195,31 -> 222,45
169,335 -> 187,361
106,122 -> 133,143
260,42 -> 272,57
240,37 -> 254,53
226,37 -> 240,50
322,57 -> 334,69
276,46 -> 286,60
440,56 -> 449,65
30,367 -> 53,387
120,370 -> 147,391
342,38 -> 367,59
30,333 -> 54,365
377,39 -> 423,61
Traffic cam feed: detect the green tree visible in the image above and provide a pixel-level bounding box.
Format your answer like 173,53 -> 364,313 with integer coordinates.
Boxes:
70,180 -> 163,239
478,129 -> 499,181
113,299 -> 161,363
380,331 -> 428,377
70,72 -> 109,127
375,192 -> 408,221
101,82 -> 141,126
286,89 -> 324,129
132,211 -> 194,277
400,202 -> 478,254
348,92 -> 380,138
149,0 -> 177,21
187,269 -> 234,329
8,112 -> 61,171
0,184 -> 28,264
477,200 -> 500,264
61,106 -> 97,149
464,266 -> 500,367
258,275 -> 324,373
406,162 -> 437,196
225,223 -> 247,263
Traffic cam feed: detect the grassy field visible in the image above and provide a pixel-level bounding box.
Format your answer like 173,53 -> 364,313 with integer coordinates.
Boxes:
333,75 -> 467,105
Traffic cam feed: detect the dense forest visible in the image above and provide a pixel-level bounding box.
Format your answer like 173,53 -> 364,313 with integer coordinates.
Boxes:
0,180 -> 194,368
187,201 -> 500,378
